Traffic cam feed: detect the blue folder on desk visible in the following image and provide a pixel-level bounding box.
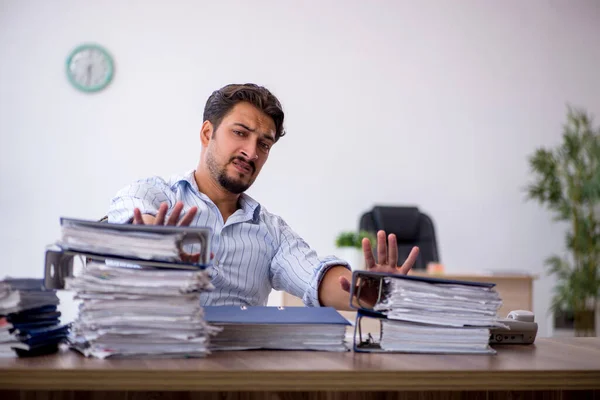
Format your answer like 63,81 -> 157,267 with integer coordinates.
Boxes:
204,306 -> 351,352
204,306 -> 351,325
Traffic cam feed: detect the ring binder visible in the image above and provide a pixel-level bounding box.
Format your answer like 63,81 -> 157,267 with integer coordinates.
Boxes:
354,275 -> 385,309
44,218 -> 213,289
349,270 -> 504,354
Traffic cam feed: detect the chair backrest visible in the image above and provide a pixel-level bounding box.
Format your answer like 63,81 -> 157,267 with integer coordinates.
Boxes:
359,206 -> 440,270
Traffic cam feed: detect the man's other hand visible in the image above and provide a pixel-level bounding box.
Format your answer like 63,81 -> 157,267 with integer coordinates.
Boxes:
132,201 -> 197,226
339,230 -> 419,307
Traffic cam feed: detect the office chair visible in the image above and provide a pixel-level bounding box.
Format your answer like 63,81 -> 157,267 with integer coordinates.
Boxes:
359,206 -> 440,270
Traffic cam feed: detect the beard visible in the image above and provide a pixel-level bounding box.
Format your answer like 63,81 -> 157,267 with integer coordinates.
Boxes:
206,151 -> 256,194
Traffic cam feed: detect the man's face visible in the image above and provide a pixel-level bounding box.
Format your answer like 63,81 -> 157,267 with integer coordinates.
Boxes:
204,102 -> 276,194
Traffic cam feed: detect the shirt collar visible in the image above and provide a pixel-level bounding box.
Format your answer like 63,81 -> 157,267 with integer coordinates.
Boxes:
175,170 -> 261,223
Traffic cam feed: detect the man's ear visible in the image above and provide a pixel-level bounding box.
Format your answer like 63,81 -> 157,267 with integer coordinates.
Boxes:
200,120 -> 214,146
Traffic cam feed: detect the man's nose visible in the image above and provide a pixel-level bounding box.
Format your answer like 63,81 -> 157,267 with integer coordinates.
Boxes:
240,143 -> 258,161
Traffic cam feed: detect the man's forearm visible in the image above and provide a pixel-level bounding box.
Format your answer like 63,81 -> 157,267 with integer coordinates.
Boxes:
318,266 -> 359,310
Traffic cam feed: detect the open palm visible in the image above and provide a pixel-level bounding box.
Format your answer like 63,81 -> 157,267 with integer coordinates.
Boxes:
364,230 -> 419,274
340,230 -> 419,307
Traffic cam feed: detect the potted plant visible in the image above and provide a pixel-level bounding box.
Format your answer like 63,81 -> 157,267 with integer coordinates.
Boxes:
526,106 -> 600,337
335,230 -> 376,271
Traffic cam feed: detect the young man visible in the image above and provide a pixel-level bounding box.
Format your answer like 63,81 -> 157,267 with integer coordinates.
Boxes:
107,83 -> 419,310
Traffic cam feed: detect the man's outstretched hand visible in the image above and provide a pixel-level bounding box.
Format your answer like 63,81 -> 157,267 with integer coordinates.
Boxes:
339,230 -> 420,306
132,201 -> 198,226
132,201 -> 200,262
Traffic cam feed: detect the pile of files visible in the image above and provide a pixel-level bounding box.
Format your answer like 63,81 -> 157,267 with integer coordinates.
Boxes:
205,306 -> 351,352
0,278 -> 69,357
66,262 -> 217,359
52,217 -> 217,359
352,272 -> 506,354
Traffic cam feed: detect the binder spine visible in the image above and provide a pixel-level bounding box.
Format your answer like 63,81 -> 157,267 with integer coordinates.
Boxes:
44,249 -> 210,290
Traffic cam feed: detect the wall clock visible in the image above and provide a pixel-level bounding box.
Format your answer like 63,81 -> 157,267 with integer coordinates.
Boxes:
66,43 -> 114,93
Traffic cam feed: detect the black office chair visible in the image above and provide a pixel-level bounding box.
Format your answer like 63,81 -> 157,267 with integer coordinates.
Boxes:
359,206 -> 440,270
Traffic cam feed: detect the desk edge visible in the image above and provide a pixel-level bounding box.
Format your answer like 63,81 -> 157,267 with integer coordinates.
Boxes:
0,370 -> 599,391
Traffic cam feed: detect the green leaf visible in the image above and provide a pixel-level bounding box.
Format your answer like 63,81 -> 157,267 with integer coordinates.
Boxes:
335,230 -> 376,249
550,281 -> 573,314
545,255 -> 571,281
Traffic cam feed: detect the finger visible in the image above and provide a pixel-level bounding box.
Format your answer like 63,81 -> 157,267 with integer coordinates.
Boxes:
181,252 -> 201,263
177,206 -> 198,227
132,208 -> 144,225
339,276 -> 351,293
362,238 -> 376,269
154,203 -> 168,225
166,201 -> 184,225
388,233 -> 398,267
398,246 -> 420,274
376,230 -> 387,265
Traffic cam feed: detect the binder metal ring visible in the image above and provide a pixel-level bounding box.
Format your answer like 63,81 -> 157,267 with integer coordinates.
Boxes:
355,275 -> 385,310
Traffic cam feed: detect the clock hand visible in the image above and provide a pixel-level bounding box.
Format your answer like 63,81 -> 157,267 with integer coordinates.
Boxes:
86,64 -> 92,86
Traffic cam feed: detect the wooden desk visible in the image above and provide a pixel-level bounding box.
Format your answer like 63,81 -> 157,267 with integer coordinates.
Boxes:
0,338 -> 599,399
283,273 -> 535,336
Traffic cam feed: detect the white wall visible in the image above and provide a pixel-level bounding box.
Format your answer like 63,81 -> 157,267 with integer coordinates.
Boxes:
1,0 -> 599,336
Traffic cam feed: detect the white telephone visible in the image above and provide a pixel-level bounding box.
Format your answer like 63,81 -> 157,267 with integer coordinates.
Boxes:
489,310 -> 538,344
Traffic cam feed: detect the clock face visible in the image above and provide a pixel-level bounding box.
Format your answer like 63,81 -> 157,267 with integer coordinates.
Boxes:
66,44 -> 114,92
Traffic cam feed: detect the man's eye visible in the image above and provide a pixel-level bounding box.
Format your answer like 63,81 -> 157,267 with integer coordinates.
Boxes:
260,142 -> 271,151
233,130 -> 245,137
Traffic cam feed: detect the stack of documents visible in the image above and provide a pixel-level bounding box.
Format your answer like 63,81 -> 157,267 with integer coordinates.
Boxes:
0,278 -> 68,357
205,306 -> 351,352
378,320 -> 493,354
66,261 -> 217,359
57,217 -> 211,265
352,272 -> 506,354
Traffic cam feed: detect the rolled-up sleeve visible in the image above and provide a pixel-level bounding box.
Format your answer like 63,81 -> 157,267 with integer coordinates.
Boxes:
269,217 -> 350,307
107,177 -> 174,224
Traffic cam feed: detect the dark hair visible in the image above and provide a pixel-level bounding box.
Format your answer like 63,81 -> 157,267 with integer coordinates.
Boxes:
203,83 -> 285,142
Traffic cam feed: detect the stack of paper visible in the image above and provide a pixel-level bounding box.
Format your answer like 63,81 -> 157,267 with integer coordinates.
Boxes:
66,261 -> 218,359
205,306 -> 351,352
0,278 -> 68,357
373,277 -> 505,354
57,218 -> 211,265
62,224 -> 182,261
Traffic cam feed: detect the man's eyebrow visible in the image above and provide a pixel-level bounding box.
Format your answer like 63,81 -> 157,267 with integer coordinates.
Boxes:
234,122 -> 275,142
233,122 -> 255,132
261,134 -> 275,143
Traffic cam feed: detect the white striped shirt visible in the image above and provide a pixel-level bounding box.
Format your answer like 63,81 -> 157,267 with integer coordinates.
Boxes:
106,170 -> 349,307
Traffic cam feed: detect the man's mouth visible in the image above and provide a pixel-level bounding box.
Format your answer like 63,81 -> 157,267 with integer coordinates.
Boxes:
231,159 -> 253,174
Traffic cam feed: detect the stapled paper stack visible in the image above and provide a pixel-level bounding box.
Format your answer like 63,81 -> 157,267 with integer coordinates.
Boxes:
66,262 -> 217,359
0,278 -> 68,357
351,271 -> 506,354
204,306 -> 351,352
45,217 -> 217,359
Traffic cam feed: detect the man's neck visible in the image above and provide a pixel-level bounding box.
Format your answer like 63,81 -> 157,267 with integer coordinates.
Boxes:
194,168 -> 241,223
